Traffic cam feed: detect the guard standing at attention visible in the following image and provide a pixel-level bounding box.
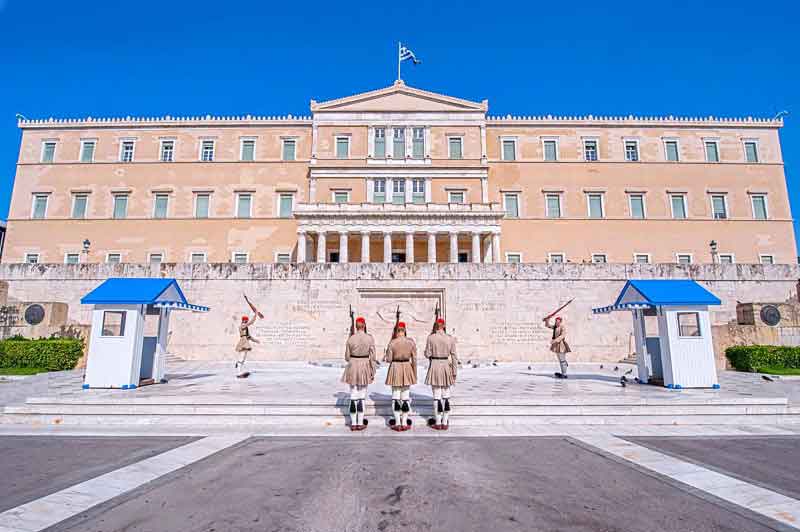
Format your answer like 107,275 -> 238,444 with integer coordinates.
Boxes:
424,318 -> 458,430
342,316 -> 377,430
384,321 -> 417,431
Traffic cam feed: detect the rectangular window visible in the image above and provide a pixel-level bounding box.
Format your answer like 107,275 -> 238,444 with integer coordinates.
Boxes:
711,194 -> 727,219
448,191 -> 465,204
113,195 -> 128,219
201,140 -> 215,162
751,195 -> 768,219
101,311 -> 126,337
106,253 -> 122,264
41,141 -> 56,163
374,128 -> 386,158
32,194 -> 48,219
592,254 -> 607,264
719,254 -> 734,264
80,140 -> 96,163
232,252 -> 248,264
153,194 -> 169,219
744,141 -> 759,163
548,253 -> 565,264
501,139 -> 516,161
149,253 -> 163,264
72,194 -> 88,219
664,140 -> 679,162
506,253 -> 522,264
25,253 -> 39,264
677,254 -> 693,264
546,194 -> 562,218
412,179 -> 425,204
279,194 -> 293,218
393,128 -> 405,159
237,193 -> 252,218
457,252 -> 469,263
705,140 -> 719,162
282,139 -> 296,161
373,179 -> 386,203
624,140 -> 639,162
160,140 -> 175,162
634,254 -> 651,264
241,139 -> 256,161
120,140 -> 135,162
677,312 -> 701,337
333,191 -> 349,204
64,253 -> 80,264
760,255 -> 775,265
583,139 -> 598,161
335,136 -> 350,159
195,193 -> 210,218
448,137 -> 463,159
275,253 -> 291,264
587,193 -> 604,218
670,194 -> 687,219
412,127 -> 424,159
504,193 -> 520,218
543,140 -> 558,161
190,253 -> 207,264
629,194 -> 645,219
392,179 -> 406,204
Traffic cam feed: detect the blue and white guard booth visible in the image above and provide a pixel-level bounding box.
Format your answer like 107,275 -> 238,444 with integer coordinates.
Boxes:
593,279 -> 721,389
80,278 -> 209,389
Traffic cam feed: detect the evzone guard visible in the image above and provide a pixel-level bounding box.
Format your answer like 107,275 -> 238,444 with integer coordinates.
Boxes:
234,294 -> 263,379
342,314 -> 377,431
542,299 -> 573,379
384,321 -> 417,431
424,317 -> 458,430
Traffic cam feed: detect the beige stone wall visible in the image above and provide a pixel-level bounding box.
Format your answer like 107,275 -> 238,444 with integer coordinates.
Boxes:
1,263 -> 797,367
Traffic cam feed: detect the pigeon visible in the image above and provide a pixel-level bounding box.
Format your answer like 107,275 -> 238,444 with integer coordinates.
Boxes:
613,366 -> 619,372
528,365 -> 532,370
762,375 -> 774,382
620,376 -> 627,387
599,364 -> 604,369
492,361 -> 498,366
624,368 -> 633,375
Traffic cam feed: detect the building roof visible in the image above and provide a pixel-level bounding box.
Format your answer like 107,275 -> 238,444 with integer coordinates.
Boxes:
81,278 -> 209,312
593,279 -> 721,314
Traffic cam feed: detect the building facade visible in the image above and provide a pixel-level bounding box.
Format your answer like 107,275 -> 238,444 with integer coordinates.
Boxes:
6,81 -> 796,265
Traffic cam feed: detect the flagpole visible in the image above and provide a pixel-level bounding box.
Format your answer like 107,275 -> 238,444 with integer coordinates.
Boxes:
397,41 -> 401,81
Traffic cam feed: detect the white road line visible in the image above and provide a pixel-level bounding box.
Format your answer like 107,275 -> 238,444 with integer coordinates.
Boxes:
0,434 -> 250,532
574,434 -> 800,530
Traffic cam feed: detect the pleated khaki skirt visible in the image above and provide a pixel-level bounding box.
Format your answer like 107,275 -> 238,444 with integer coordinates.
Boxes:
341,357 -> 375,387
425,358 -> 456,387
385,360 -> 417,387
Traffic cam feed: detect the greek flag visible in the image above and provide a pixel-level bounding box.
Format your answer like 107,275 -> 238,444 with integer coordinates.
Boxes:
399,44 -> 421,65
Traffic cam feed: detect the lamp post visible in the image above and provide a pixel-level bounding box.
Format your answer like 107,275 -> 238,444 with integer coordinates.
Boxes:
709,240 -> 718,264
82,239 -> 91,261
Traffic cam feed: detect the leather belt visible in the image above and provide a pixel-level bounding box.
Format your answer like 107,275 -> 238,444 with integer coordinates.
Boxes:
430,356 -> 450,360
349,355 -> 370,359
392,359 -> 411,363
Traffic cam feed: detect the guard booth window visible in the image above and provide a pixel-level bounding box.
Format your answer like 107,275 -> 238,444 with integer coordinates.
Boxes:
101,311 -> 126,337
677,312 -> 701,337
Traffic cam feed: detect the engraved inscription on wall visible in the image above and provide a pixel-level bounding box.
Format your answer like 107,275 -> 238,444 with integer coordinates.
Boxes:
252,324 -> 312,346
489,322 -> 550,344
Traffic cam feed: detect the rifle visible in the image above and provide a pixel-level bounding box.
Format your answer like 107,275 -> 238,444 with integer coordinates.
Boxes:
431,301 -> 441,334
392,305 -> 401,339
349,305 -> 355,337
243,293 -> 264,319
543,299 -> 574,322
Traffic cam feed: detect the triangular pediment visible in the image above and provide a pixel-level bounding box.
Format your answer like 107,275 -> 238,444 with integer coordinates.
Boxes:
311,81 -> 487,113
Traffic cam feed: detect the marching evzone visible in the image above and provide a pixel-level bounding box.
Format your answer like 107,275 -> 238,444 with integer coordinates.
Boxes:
342,316 -> 377,431
544,316 -> 571,379
384,321 -> 417,432
234,313 -> 260,378
424,318 -> 458,430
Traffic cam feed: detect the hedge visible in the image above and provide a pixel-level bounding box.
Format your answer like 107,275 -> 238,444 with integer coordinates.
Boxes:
726,345 -> 800,372
0,339 -> 84,371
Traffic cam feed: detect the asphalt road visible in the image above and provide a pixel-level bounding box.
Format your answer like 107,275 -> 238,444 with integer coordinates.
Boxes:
627,435 -> 800,500
0,435 -> 194,512
49,437 -> 782,532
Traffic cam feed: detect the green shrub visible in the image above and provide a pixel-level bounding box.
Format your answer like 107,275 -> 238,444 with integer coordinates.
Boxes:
726,345 -> 800,372
0,339 -> 84,371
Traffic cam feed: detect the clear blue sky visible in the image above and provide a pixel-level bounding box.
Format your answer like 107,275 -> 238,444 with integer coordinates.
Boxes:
1,0 -> 797,251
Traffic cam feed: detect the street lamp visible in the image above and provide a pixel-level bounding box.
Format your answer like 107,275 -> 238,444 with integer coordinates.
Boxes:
82,239 -> 91,255
709,240 -> 718,264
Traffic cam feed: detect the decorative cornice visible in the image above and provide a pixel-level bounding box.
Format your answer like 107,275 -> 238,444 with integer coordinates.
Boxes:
18,115 -> 313,130
487,114 -> 783,128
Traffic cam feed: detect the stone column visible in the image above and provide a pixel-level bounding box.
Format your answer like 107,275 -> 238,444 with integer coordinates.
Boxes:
449,232 -> 459,263
339,231 -> 348,263
360,231 -> 370,263
316,232 -> 326,263
405,232 -> 414,263
483,236 -> 493,263
492,233 -> 501,263
296,231 -> 307,263
471,232 -> 481,263
428,233 -> 437,263
383,232 -> 392,263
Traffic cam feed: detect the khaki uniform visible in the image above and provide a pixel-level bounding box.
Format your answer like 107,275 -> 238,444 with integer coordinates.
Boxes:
545,319 -> 570,375
424,331 -> 458,387
384,337 -> 418,386
341,330 -> 377,387
235,314 -> 259,352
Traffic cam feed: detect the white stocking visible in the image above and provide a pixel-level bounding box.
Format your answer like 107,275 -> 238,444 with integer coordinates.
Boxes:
442,386 -> 451,426
349,385 -> 358,426
391,387 -> 402,426
400,387 -> 411,426
432,386 -> 443,425
356,385 -> 367,426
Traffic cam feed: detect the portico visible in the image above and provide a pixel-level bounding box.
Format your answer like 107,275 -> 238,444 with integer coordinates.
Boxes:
294,202 -> 505,263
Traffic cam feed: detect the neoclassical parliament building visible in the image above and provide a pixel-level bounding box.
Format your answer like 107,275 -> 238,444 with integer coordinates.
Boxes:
6,81 -> 796,266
